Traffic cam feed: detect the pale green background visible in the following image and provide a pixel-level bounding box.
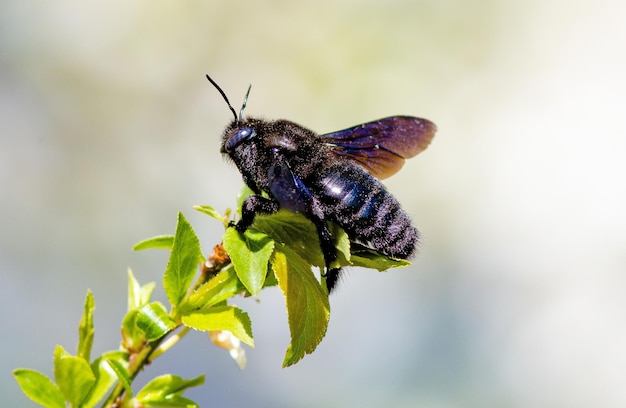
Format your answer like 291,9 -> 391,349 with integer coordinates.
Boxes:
2,0 -> 625,407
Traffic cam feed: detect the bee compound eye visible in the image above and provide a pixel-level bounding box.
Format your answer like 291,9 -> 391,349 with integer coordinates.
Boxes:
226,127 -> 256,151
238,127 -> 253,138
236,127 -> 256,141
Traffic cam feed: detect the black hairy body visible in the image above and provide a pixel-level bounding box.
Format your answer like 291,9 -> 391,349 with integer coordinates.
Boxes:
209,75 -> 435,292
222,119 -> 422,291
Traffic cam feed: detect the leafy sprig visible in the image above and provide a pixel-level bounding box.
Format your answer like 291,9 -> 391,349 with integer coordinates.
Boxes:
13,193 -> 409,407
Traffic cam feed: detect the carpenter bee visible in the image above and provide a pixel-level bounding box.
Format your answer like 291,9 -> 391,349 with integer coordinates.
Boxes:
208,75 -> 436,292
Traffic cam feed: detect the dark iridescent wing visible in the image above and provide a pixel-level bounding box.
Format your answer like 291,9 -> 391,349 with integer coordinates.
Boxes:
321,116 -> 436,179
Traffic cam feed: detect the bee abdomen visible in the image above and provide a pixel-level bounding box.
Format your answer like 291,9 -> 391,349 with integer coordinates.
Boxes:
352,190 -> 417,259
318,169 -> 418,260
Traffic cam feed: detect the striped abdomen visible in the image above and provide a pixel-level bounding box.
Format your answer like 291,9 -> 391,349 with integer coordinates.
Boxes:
315,164 -> 418,259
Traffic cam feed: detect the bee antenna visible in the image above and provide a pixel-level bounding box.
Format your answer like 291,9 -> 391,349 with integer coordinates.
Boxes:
239,84 -> 252,121
206,74 -> 237,123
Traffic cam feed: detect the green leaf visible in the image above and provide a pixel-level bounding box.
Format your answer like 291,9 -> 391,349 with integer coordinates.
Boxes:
136,302 -> 176,341
164,212 -> 203,308
193,205 -> 224,222
235,185 -> 255,216
182,306 -> 254,347
328,223 -> 352,268
83,351 -> 128,408
137,395 -> 200,407
53,347 -> 96,406
107,358 -> 133,399
223,227 -> 274,295
133,235 -> 175,251
77,290 -> 95,362
128,268 -> 142,310
53,344 -> 70,360
253,210 -> 326,267
272,244 -> 330,367
127,268 -> 155,311
122,302 -> 175,351
136,374 -> 204,406
185,267 -> 245,311
263,265 -> 279,288
149,396 -> 201,407
350,247 -> 411,271
140,281 -> 157,305
13,368 -> 65,408
121,309 -> 144,352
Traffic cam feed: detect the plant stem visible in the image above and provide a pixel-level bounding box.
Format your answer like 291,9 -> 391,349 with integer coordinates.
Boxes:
100,243 -> 231,407
100,334 -> 167,408
150,326 -> 191,360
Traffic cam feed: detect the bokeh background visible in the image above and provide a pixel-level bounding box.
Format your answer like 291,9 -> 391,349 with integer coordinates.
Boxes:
2,0 -> 625,406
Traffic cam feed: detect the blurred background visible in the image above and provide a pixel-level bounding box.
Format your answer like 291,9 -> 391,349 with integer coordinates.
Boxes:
2,0 -> 625,406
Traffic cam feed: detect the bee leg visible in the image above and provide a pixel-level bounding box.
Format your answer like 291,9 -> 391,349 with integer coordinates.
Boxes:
324,268 -> 342,293
266,160 -> 341,292
235,195 -> 279,232
308,207 -> 341,293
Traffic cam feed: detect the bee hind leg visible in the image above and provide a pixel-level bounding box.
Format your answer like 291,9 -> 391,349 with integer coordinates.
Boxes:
324,268 -> 342,293
308,210 -> 342,293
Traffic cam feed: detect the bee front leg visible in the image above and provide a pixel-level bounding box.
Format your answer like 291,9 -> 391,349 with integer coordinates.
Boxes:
234,195 -> 280,233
